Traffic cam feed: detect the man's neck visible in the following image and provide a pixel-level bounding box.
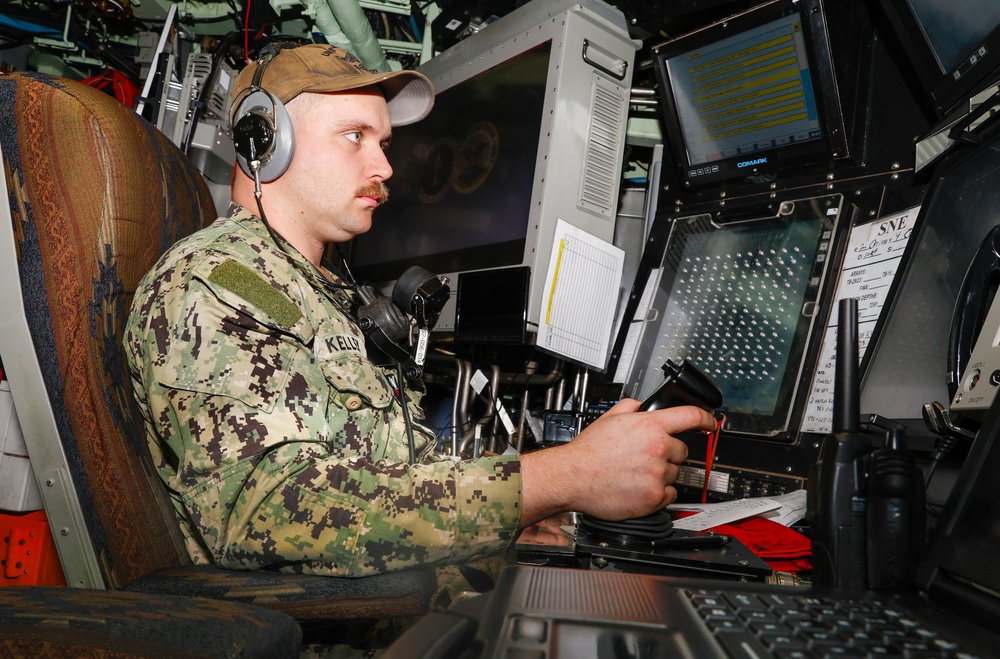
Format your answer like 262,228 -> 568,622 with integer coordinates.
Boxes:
231,189 -> 325,267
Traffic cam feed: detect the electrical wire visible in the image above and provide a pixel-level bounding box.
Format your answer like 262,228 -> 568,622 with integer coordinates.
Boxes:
396,363 -> 418,463
243,0 -> 252,64
701,413 -> 725,504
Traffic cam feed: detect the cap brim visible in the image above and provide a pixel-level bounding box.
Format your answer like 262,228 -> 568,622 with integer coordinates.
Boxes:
380,70 -> 435,126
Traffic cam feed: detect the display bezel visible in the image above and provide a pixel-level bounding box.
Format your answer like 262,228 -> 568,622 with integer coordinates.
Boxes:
611,194 -> 844,440
873,0 -> 1000,118
651,0 -> 847,188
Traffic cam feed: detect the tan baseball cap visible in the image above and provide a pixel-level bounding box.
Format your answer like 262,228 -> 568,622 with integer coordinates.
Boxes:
232,44 -> 434,126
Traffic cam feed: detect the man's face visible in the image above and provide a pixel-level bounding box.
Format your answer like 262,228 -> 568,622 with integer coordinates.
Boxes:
278,88 -> 393,247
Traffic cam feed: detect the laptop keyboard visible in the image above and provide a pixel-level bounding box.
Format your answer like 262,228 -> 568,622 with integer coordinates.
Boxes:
685,588 -> 981,658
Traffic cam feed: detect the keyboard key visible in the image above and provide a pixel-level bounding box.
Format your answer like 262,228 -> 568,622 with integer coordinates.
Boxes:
760,633 -> 806,651
715,630 -> 774,659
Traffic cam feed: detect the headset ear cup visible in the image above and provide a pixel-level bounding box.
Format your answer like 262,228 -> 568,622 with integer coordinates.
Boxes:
232,89 -> 295,182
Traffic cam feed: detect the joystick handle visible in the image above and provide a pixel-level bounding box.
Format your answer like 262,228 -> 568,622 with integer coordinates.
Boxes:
638,359 -> 723,412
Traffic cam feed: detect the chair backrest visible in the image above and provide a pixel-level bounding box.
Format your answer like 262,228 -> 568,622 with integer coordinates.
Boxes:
0,72 -> 217,589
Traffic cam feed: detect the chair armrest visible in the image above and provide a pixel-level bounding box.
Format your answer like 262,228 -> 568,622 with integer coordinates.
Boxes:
124,564 -> 437,621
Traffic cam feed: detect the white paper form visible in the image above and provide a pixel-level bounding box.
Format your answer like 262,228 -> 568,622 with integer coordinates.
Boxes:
800,206 -> 919,433
668,489 -> 807,528
669,497 -> 782,531
539,219 -> 625,371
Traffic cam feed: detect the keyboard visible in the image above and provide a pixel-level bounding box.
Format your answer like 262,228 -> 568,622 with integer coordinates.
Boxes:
685,588 -> 979,658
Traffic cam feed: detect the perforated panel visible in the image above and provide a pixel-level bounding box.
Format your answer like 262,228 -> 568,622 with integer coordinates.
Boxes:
523,568 -> 662,623
620,195 -> 843,438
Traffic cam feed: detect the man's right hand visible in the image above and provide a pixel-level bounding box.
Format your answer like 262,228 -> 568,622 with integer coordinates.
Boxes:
518,398 -> 717,528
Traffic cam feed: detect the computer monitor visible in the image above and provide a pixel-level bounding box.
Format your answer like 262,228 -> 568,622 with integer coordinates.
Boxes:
349,0 -> 639,332
611,194 -> 844,439
873,0 -> 1000,117
650,0 -> 847,189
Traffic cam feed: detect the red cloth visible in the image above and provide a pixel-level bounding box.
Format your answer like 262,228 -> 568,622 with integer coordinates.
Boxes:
81,69 -> 141,110
676,511 -> 812,574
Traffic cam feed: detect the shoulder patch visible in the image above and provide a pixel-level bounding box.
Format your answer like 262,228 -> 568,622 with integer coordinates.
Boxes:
208,260 -> 302,327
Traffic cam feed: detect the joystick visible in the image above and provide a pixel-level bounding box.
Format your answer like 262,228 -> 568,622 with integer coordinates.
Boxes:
638,359 -> 724,412
578,360 -> 723,542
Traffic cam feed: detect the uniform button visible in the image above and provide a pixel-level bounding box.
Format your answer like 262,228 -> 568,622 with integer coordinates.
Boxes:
345,395 -> 363,411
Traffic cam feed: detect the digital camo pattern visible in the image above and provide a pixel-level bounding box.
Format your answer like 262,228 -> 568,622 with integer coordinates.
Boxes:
124,203 -> 521,582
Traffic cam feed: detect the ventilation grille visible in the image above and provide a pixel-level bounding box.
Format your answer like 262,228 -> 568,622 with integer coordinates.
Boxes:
207,61 -> 239,120
523,568 -> 661,623
579,76 -> 627,215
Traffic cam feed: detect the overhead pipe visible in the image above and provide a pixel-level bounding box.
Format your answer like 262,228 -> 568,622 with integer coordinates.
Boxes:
290,0 -> 390,72
325,0 -> 390,72
295,0 -> 354,52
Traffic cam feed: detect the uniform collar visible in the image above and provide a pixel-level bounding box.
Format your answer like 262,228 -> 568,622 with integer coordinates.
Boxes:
226,202 -> 356,306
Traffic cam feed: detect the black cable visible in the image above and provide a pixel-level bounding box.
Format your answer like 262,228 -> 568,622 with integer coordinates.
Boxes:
178,12 -> 241,26
924,434 -> 959,489
397,362 -> 417,463
252,187 -> 352,292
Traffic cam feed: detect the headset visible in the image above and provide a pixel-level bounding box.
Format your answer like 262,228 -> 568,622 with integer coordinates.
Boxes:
230,45 -> 295,183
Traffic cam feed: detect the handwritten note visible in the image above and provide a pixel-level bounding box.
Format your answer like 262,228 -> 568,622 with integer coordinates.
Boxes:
800,206 -> 919,434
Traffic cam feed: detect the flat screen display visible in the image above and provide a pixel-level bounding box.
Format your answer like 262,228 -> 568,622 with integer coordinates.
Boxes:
666,13 -> 822,174
455,266 -> 530,343
652,0 -> 842,187
875,0 -> 1000,116
906,0 -> 1000,74
616,195 -> 842,438
349,43 -> 551,282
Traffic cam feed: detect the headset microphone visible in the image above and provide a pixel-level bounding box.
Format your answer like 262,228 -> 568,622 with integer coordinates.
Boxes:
354,266 -> 449,380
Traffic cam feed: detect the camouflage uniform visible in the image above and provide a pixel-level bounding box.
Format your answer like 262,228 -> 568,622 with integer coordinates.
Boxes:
124,203 -> 521,602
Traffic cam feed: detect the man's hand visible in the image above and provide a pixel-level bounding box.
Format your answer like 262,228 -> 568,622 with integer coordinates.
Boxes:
519,399 -> 717,528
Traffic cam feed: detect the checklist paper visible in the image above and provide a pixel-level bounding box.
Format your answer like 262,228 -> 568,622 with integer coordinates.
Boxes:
800,205 -> 918,434
538,219 -> 625,371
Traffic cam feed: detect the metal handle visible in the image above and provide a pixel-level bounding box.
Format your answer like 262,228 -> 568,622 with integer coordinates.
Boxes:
582,38 -> 627,81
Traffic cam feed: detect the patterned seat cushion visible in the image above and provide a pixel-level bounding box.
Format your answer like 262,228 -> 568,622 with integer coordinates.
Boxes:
0,586 -> 301,658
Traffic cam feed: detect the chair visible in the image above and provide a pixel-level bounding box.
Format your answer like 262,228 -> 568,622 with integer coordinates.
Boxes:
0,586 -> 302,657
0,71 -> 434,632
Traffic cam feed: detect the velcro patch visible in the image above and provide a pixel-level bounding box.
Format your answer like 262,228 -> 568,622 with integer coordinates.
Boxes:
208,260 -> 302,328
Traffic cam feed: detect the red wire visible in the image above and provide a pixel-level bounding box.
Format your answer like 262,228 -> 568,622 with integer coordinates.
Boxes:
244,0 -> 252,64
701,414 -> 725,503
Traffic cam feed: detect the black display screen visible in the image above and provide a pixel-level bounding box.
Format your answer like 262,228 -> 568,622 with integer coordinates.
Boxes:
454,266 -> 530,343
350,43 -> 551,282
874,0 -> 1000,116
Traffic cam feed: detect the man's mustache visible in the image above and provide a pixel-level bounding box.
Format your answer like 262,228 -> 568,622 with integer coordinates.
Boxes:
357,182 -> 389,205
